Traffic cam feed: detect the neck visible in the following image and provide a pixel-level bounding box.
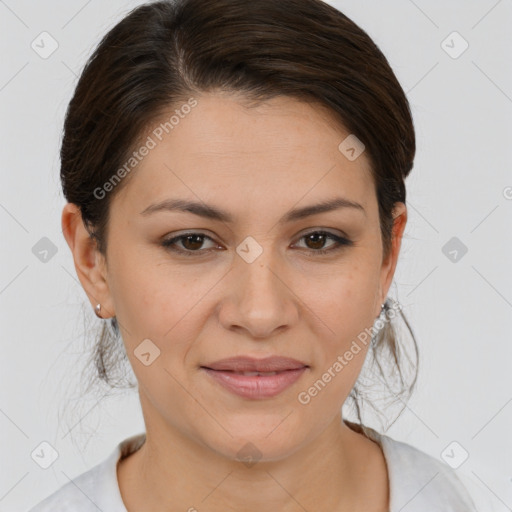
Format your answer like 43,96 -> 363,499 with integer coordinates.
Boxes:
117,406 -> 386,511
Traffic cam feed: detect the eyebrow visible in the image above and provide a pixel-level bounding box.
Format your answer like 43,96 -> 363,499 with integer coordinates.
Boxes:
140,196 -> 366,223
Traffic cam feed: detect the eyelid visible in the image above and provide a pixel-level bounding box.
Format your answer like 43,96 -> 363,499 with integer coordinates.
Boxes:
162,231 -> 220,252
291,229 -> 352,251
295,227 -> 348,240
161,228 -> 353,257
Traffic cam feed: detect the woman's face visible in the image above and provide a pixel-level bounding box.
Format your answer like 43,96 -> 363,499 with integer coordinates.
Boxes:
68,92 -> 406,461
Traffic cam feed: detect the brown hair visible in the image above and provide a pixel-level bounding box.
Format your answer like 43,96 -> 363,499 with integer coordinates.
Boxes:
61,0 -> 418,437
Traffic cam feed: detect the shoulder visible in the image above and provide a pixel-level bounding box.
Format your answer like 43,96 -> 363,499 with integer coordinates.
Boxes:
344,420 -> 480,512
27,460 -> 108,512
379,433 -> 479,512
27,433 -> 145,512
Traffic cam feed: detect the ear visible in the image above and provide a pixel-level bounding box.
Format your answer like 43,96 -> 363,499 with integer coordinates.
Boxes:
61,203 -> 115,318
376,202 -> 407,316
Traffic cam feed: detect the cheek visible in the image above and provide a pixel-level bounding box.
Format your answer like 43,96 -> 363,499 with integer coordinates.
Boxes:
109,254 -> 217,380
299,262 -> 380,398
111,269 -> 202,405
108,244 -> 189,328
298,270 -> 378,408
309,260 -> 379,337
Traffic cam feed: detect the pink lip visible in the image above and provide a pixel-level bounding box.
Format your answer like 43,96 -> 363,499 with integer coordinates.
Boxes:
201,367 -> 308,399
202,355 -> 308,372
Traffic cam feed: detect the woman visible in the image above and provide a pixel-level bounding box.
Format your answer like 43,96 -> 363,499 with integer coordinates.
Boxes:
29,0 -> 479,510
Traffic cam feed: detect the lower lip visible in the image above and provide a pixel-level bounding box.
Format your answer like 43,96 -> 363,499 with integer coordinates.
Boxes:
201,367 -> 308,399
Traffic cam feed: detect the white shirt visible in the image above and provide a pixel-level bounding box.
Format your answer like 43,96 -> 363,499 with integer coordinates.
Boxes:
28,421 -> 483,511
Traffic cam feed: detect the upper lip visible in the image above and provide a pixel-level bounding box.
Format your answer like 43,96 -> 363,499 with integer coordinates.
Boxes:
201,356 -> 308,372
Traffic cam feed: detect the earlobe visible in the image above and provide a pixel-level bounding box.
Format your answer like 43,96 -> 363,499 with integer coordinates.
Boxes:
61,203 -> 115,318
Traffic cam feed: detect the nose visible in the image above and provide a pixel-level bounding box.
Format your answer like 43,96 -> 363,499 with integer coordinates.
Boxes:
217,251 -> 299,339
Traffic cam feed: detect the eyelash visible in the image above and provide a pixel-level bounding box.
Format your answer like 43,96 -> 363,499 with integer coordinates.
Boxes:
161,230 -> 353,257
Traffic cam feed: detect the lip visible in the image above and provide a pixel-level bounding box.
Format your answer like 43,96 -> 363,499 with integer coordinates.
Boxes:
201,355 -> 308,372
200,355 -> 309,400
201,366 -> 308,399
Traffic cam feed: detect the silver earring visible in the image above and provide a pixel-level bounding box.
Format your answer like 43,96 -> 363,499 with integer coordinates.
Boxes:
371,301 -> 388,345
94,303 -> 103,319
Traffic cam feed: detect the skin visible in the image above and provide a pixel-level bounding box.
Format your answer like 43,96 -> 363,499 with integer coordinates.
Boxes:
62,92 -> 407,512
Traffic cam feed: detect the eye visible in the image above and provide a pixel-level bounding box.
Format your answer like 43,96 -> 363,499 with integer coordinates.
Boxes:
161,230 -> 353,257
293,230 -> 353,255
161,232 -> 219,256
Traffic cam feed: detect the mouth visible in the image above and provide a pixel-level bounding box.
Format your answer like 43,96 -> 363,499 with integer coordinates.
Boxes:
201,355 -> 308,373
200,368 -> 300,375
200,366 -> 308,399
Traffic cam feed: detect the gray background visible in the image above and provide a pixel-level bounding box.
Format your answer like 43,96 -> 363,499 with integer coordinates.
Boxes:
1,0 -> 511,510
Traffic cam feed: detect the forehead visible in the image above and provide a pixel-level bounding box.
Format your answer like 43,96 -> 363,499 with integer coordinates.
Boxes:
114,93 -> 375,219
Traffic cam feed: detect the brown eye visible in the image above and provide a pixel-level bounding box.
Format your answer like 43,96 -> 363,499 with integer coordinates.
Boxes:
304,232 -> 330,250
161,230 -> 353,258
295,231 -> 353,255
180,234 -> 206,251
161,233 -> 218,256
